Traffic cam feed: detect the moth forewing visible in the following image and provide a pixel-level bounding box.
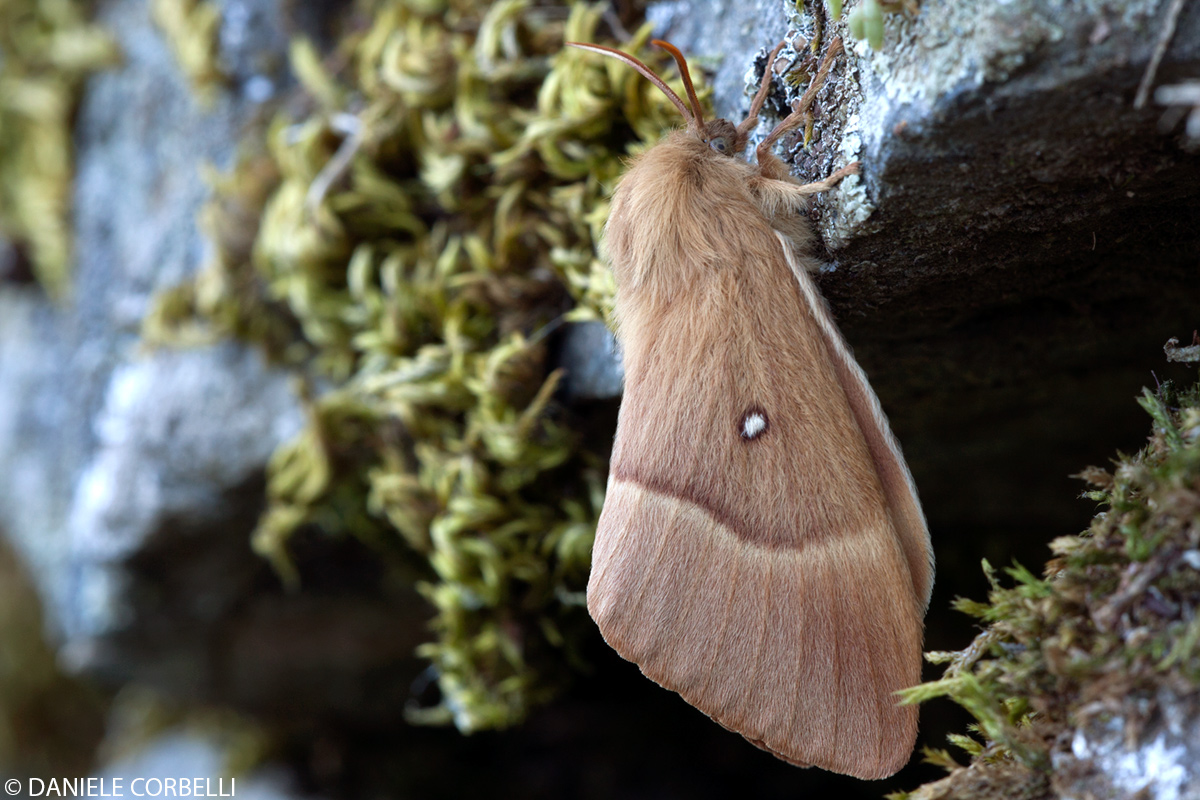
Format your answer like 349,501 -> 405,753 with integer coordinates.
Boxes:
575,36 -> 932,780
777,231 -> 934,607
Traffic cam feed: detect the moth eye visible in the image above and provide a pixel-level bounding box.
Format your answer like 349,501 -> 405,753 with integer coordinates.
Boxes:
739,408 -> 769,440
709,136 -> 729,154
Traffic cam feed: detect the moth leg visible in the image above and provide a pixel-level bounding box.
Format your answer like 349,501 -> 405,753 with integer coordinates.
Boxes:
735,41 -> 787,142
754,142 -> 794,183
791,161 -> 860,195
751,162 -> 859,217
755,36 -> 844,167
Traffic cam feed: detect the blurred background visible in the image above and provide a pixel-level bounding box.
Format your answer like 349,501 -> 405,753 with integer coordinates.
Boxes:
1,0 -> 1197,798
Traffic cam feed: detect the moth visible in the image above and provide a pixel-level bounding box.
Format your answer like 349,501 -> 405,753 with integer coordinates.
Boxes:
566,37 -> 933,780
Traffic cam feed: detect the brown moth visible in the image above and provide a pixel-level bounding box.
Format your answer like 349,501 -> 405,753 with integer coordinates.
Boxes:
566,37 -> 933,780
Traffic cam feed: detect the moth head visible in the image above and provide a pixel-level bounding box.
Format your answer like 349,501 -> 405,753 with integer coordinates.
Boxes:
566,39 -> 741,149
701,118 -> 743,158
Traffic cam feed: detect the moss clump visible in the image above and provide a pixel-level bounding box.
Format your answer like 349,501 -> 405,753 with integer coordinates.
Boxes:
897,369 -> 1200,799
146,0 -> 707,732
825,0 -> 919,51
0,0 -> 119,295
150,0 -> 227,105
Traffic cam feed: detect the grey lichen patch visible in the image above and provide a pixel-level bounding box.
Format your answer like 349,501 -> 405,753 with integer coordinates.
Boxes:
0,0 -> 120,296
845,0 -> 1165,139
146,0 -> 702,733
894,365 -> 1200,799
850,0 -> 1068,108
825,124 -> 874,247
815,46 -> 872,248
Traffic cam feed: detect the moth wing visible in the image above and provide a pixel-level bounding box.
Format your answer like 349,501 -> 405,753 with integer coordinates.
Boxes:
590,238 -> 928,780
777,232 -> 934,610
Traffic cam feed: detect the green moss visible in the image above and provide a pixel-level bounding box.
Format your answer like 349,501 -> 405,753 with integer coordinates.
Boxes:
146,0 -> 707,732
0,0 -> 119,296
840,0 -> 920,51
897,371 -> 1200,799
150,0 -> 227,106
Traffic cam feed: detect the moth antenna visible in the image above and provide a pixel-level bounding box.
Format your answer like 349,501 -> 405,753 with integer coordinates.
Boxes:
565,42 -> 695,127
737,41 -> 787,139
650,39 -> 705,130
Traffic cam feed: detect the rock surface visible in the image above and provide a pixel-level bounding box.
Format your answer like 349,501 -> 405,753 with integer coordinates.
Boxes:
95,729 -> 317,800
0,0 -> 294,638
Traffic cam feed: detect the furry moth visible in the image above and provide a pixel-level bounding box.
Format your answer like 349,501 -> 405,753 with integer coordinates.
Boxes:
567,37 -> 934,780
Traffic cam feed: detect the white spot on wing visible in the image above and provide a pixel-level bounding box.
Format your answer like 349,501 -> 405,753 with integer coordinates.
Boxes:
741,412 -> 767,440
